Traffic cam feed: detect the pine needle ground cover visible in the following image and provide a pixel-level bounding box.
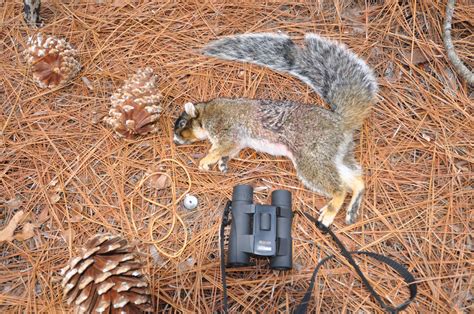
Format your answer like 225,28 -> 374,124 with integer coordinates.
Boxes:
0,1 -> 472,312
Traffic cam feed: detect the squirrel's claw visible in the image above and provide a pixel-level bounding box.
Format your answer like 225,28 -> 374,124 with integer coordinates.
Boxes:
318,205 -> 335,227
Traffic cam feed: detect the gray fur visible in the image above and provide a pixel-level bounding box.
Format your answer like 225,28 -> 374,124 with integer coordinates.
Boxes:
203,33 -> 378,131
259,99 -> 300,132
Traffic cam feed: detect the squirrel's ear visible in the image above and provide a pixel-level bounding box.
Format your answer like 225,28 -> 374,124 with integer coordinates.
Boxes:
184,102 -> 197,118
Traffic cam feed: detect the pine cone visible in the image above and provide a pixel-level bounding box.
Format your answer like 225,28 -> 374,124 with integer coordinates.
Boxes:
24,33 -> 81,88
61,234 -> 153,313
104,68 -> 162,139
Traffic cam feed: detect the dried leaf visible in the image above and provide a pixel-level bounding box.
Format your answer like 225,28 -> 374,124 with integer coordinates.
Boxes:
178,257 -> 196,272
70,203 -> 83,212
69,204 -> 84,222
62,228 -> 75,244
41,231 -> 59,240
5,197 -> 22,210
455,161 -> 469,172
149,173 -> 170,190
384,61 -> 402,83
149,244 -> 166,266
91,111 -> 102,125
37,207 -> 49,224
402,48 -> 430,65
341,5 -> 365,23
14,222 -> 35,241
0,210 -> 25,242
49,193 -> 61,204
53,184 -> 62,193
341,5 -> 367,34
81,76 -> 94,90
69,215 -> 83,223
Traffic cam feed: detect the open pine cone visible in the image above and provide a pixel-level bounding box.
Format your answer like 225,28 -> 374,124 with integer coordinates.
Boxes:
24,33 -> 81,88
104,68 -> 162,139
61,234 -> 153,313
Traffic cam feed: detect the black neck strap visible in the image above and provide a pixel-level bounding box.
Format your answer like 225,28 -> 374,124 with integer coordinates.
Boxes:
294,212 -> 417,313
220,201 -> 232,313
219,202 -> 417,313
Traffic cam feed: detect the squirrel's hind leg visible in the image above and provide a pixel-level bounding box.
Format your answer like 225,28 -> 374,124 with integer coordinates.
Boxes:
336,150 -> 365,224
318,189 -> 347,227
345,175 -> 365,224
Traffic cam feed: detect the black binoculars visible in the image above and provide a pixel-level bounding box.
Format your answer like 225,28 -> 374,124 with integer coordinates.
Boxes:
227,185 -> 293,270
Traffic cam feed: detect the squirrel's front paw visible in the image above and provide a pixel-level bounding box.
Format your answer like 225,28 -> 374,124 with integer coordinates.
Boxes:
198,160 -> 213,171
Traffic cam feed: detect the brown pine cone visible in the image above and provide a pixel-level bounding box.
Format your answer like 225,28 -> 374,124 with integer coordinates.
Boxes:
61,234 -> 153,313
24,33 -> 81,88
104,68 -> 162,139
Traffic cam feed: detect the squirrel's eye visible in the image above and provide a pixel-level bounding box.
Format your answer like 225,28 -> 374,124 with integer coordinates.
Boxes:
179,120 -> 187,128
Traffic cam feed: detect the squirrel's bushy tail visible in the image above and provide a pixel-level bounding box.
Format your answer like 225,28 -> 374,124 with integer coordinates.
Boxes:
203,33 -> 378,131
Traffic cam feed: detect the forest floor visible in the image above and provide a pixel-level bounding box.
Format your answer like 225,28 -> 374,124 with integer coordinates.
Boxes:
0,1 -> 472,313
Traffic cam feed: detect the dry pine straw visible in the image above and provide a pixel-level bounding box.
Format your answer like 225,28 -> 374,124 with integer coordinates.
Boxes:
0,1 -> 472,313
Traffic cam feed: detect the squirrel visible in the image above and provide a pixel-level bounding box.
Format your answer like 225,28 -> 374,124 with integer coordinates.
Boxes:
173,33 -> 377,227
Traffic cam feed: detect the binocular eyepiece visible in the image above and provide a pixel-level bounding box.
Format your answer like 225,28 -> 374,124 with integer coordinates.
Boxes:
227,185 -> 292,270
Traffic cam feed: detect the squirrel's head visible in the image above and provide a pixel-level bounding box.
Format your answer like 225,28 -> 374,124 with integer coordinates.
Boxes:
173,102 -> 208,145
